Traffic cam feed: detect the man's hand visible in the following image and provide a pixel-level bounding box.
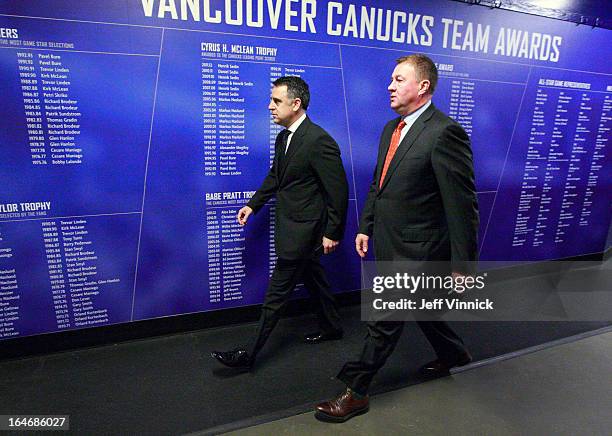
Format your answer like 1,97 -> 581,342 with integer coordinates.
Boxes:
355,233 -> 369,258
322,236 -> 339,254
237,206 -> 253,226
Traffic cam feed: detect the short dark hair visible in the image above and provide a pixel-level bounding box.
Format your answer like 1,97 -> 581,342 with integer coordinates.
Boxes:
272,76 -> 310,110
396,54 -> 438,95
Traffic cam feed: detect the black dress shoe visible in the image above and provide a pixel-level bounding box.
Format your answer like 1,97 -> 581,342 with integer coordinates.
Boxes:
303,330 -> 343,344
315,388 -> 369,423
210,349 -> 253,369
420,353 -> 472,377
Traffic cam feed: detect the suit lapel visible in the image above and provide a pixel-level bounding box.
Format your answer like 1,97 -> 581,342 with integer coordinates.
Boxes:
378,104 -> 436,192
274,130 -> 285,179
279,116 -> 309,183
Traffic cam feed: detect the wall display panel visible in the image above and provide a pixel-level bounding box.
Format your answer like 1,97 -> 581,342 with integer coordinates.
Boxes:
0,0 -> 610,340
480,68 -> 612,260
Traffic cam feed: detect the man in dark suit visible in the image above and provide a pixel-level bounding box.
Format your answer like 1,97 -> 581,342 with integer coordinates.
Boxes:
211,76 -> 349,369
315,54 -> 479,421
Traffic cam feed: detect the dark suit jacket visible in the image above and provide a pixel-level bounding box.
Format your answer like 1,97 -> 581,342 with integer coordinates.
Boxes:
358,103 -> 479,273
247,116 -> 349,260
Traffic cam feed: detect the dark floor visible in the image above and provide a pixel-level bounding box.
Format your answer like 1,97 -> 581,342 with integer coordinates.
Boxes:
225,330 -> 612,436
0,302 -> 610,435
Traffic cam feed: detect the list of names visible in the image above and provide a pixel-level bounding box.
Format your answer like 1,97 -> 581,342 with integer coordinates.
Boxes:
17,51 -> 82,166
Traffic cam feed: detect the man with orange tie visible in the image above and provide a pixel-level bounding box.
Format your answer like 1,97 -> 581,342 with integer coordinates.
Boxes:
315,54 -> 479,422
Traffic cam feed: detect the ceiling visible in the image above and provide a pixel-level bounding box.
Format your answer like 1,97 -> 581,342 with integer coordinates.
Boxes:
452,0 -> 611,29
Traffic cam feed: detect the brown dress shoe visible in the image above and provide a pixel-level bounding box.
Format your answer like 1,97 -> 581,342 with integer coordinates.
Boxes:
315,388 -> 369,422
420,352 -> 472,377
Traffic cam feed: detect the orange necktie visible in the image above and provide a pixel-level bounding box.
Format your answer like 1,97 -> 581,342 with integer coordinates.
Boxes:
379,120 -> 406,188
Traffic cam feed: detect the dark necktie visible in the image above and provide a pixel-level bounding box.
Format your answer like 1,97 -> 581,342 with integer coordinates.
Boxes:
277,129 -> 291,167
279,129 -> 291,153
379,120 -> 406,188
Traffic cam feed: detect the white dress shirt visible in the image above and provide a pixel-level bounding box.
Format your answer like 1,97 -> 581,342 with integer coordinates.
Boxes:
284,113 -> 307,153
399,99 -> 431,143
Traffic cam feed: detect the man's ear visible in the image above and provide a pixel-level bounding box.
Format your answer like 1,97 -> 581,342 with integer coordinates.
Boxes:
418,80 -> 430,96
292,97 -> 302,112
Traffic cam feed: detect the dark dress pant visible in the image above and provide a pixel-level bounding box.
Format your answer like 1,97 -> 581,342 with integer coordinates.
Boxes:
247,255 -> 342,358
337,320 -> 467,395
